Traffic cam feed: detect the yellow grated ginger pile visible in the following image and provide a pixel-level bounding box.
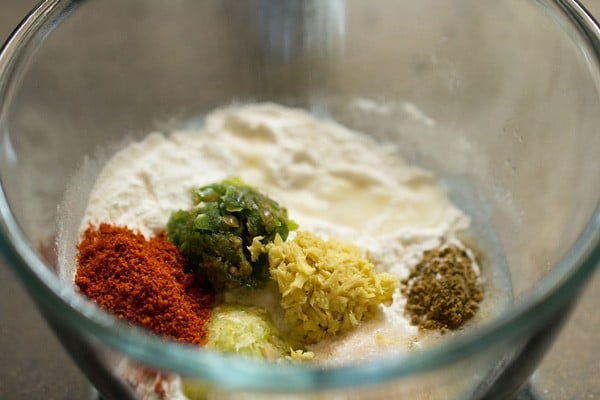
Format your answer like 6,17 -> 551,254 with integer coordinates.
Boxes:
264,231 -> 398,343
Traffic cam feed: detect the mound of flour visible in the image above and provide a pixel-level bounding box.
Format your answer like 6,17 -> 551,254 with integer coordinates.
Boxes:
58,103 -> 474,364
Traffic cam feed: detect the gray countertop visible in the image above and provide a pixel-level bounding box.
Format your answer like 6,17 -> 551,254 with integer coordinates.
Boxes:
0,1 -> 599,399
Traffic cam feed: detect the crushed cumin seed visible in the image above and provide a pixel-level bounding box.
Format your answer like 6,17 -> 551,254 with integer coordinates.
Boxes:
401,244 -> 483,333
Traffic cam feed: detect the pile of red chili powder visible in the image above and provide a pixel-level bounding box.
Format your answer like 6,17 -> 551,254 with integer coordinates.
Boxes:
75,223 -> 213,345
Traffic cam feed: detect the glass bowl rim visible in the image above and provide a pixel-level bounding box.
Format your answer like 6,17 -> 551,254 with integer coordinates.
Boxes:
0,0 -> 599,391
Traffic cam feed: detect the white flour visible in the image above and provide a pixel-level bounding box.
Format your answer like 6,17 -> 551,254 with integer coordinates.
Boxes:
79,103 -> 468,240
59,103 -> 480,397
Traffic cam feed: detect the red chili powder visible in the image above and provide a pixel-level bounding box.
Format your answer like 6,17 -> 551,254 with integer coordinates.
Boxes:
75,223 -> 213,345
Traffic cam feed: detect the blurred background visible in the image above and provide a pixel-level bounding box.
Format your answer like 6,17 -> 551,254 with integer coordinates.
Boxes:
0,1 -> 598,399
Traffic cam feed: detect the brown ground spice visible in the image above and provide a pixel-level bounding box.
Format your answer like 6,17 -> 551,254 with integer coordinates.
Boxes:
401,244 -> 483,333
75,223 -> 213,345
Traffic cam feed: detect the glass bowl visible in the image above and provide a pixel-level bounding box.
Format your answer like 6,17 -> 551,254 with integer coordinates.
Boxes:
1,1 -> 599,399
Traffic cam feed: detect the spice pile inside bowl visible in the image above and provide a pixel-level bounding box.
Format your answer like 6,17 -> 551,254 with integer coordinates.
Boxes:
59,103 -> 503,398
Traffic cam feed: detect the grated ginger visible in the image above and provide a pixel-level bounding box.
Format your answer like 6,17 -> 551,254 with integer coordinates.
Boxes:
265,231 -> 398,343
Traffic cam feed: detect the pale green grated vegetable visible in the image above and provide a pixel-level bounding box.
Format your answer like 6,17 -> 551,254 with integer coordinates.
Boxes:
204,304 -> 312,361
183,304 -> 313,399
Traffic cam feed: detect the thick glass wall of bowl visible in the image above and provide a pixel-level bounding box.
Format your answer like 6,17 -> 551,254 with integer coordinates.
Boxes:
1,0 -> 599,301
92,335 -> 518,399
